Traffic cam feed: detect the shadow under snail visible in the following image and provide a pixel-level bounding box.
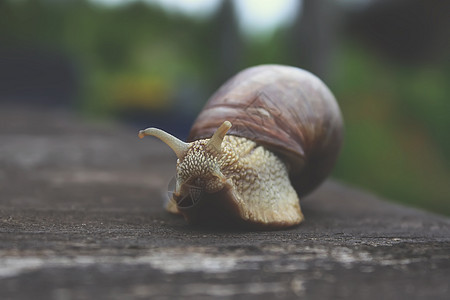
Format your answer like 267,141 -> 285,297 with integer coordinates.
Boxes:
139,65 -> 343,229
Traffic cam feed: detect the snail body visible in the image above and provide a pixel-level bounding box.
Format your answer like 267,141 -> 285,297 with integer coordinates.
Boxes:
139,65 -> 343,229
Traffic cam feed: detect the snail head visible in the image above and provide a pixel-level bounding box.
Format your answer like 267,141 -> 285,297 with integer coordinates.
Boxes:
139,121 -> 233,208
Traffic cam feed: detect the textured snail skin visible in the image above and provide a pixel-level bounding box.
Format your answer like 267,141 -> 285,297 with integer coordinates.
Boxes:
170,135 -> 303,228
140,65 -> 343,229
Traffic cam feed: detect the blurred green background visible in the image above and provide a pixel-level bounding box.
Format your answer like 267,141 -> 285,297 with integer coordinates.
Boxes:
1,0 -> 449,215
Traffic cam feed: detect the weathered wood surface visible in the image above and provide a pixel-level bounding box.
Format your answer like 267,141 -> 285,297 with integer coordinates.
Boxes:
0,105 -> 449,300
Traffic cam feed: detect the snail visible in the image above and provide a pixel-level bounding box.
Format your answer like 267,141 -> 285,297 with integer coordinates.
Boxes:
139,65 -> 343,229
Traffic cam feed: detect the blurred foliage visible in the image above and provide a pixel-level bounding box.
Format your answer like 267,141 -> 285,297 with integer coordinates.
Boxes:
1,0 -> 449,215
331,42 -> 450,214
0,0 -> 220,116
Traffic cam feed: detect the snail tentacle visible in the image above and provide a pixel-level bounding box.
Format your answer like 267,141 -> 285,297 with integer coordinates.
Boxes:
207,120 -> 232,154
138,128 -> 189,159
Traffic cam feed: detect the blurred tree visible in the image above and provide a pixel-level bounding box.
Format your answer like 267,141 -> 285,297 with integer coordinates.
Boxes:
346,0 -> 450,64
288,0 -> 342,80
210,0 -> 243,86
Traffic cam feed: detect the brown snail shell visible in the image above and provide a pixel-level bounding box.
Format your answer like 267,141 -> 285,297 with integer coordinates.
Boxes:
139,65 -> 343,229
189,65 -> 343,198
